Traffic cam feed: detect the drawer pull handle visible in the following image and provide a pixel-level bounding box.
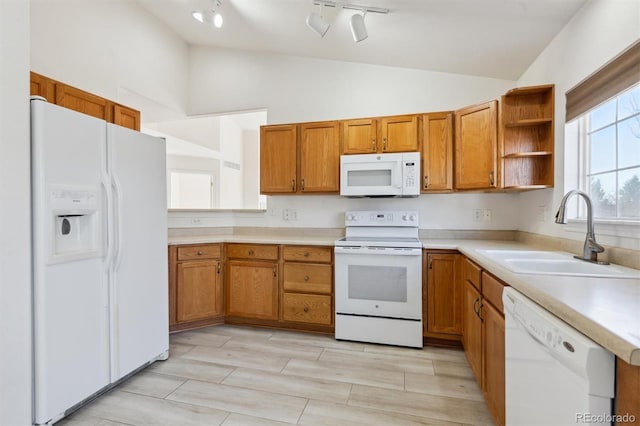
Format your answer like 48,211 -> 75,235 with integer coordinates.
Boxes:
303,252 -> 310,257
383,137 -> 387,150
217,262 -> 221,274
291,179 -> 296,191
197,250 -> 203,256
371,139 -> 376,150
303,307 -> 309,313
273,265 -> 277,277
489,171 -> 495,186
303,275 -> 309,281
248,249 -> 255,256
424,175 -> 428,189
301,178 -> 305,191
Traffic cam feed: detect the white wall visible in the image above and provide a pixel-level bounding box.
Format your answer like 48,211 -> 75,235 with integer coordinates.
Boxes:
181,46 -> 520,229
0,0 -> 32,424
242,130 -> 260,208
188,46 -> 515,123
516,0 -> 640,249
30,0 -> 189,119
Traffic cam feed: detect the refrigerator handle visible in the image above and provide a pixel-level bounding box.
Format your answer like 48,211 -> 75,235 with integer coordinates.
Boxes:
112,174 -> 125,272
103,177 -> 115,270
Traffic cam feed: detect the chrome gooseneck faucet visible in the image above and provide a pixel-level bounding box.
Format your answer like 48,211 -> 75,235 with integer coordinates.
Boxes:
555,189 -> 609,264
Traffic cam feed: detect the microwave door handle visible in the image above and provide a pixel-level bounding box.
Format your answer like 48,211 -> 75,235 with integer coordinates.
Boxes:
394,164 -> 402,188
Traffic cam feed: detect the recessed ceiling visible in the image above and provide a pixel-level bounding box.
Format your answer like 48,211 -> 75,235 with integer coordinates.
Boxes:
135,0 -> 587,80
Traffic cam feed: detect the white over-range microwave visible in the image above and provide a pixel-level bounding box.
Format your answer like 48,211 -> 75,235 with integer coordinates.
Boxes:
340,152 -> 420,197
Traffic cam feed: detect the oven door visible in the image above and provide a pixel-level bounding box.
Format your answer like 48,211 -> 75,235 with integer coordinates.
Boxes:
334,246 -> 422,320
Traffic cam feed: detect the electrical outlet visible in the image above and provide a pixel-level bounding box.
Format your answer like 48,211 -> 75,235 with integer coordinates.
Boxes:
483,209 -> 492,222
282,209 -> 290,221
289,209 -> 298,221
473,209 -> 483,222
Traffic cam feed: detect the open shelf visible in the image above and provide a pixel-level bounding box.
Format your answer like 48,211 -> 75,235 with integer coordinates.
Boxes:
503,151 -> 552,158
501,84 -> 555,188
504,118 -> 553,127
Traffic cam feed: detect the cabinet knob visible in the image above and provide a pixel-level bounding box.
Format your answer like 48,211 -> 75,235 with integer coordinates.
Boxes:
248,249 -> 255,256
303,307 -> 309,313
303,252 -> 310,257
197,250 -> 203,256
303,275 -> 309,281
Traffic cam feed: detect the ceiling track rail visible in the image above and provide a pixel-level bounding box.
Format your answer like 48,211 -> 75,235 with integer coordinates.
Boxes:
312,0 -> 389,14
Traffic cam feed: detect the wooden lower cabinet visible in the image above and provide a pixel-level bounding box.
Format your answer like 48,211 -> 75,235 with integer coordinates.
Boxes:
615,358 -> 640,424
463,279 -> 483,383
462,257 -> 506,426
176,260 -> 222,322
226,260 -> 279,320
482,300 -> 505,426
424,250 -> 462,342
281,245 -> 334,330
169,244 -> 224,332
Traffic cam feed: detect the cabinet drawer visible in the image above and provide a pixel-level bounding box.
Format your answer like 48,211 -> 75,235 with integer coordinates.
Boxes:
283,264 -> 332,294
283,293 -> 332,325
464,257 -> 482,291
227,244 -> 278,260
482,271 -> 506,314
282,245 -> 332,263
177,244 -> 221,261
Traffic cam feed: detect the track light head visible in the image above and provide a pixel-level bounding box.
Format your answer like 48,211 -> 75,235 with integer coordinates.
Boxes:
306,11 -> 330,37
349,12 -> 368,42
192,0 -> 223,28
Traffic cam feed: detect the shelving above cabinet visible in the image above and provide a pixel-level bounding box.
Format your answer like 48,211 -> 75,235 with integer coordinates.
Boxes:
500,84 -> 555,189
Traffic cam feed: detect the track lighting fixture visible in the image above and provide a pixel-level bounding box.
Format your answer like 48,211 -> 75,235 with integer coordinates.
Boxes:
349,12 -> 367,42
192,0 -> 223,29
306,1 -> 388,42
306,10 -> 330,38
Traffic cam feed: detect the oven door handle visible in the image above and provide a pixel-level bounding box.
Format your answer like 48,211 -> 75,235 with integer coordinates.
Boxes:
334,246 -> 422,256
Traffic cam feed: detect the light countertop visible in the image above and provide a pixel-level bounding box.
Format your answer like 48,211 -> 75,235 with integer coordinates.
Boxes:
169,233 -> 640,365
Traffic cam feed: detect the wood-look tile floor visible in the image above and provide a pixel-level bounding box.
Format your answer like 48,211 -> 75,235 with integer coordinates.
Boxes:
59,325 -> 494,426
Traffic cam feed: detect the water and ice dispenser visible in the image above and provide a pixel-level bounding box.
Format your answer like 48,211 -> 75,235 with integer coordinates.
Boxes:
49,187 -> 100,261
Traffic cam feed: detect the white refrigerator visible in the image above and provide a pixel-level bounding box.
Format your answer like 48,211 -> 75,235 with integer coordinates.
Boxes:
31,98 -> 169,425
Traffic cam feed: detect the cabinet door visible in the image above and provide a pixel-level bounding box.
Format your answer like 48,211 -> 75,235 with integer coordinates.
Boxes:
226,260 -> 279,320
30,72 -> 56,102
483,301 -> 505,426
299,121 -> 340,193
380,115 -> 419,152
422,113 -> 453,192
55,83 -> 113,122
260,125 -> 297,193
176,260 -> 223,322
113,104 -> 141,131
455,101 -> 498,189
463,280 -> 483,384
426,252 -> 462,335
342,118 -> 378,154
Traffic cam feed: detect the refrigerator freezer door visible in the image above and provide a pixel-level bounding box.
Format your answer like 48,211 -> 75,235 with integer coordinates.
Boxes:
107,124 -> 169,381
31,100 -> 110,424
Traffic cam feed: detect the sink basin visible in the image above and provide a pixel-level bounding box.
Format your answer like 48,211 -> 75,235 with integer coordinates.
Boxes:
477,249 -> 640,279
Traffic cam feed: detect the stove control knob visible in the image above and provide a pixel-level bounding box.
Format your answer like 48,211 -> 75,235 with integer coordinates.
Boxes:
347,214 -> 358,222
409,214 -> 416,221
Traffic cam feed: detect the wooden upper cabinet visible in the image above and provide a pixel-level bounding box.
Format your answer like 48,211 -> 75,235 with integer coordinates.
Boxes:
30,72 -> 56,102
455,101 -> 498,190
260,124 -> 298,194
299,121 -> 340,193
380,115 -> 419,152
113,104 -> 141,131
30,72 -> 141,131
55,84 -> 113,122
422,112 -> 453,192
342,118 -> 378,154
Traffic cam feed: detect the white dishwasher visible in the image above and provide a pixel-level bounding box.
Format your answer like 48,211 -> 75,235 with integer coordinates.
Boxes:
502,287 -> 615,426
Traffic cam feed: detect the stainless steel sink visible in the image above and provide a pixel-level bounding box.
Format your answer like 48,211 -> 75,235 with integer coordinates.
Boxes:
477,249 -> 640,279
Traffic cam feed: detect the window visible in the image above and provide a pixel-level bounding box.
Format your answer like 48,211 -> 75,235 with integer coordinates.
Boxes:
577,83 -> 640,220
